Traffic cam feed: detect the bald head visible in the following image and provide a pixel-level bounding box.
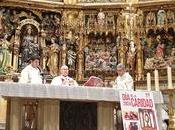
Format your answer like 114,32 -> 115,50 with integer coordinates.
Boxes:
60,65 -> 69,77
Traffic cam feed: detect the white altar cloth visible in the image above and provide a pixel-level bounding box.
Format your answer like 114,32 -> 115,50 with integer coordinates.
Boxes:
0,82 -> 163,103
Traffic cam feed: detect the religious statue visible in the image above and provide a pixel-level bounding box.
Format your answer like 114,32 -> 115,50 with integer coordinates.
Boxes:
109,53 -> 117,70
127,41 -> 136,72
143,35 -> 157,59
24,101 -> 37,130
118,38 -> 128,65
3,9 -> 13,35
106,14 -> 115,29
41,14 -> 50,30
0,34 -> 12,73
87,15 -> 96,30
54,14 -> 60,25
67,46 -> 76,69
157,9 -> 166,26
155,36 -> 165,59
21,25 -> 39,68
47,37 -> 60,76
53,14 -> 61,38
85,52 -> 95,70
144,58 -> 155,69
146,12 -> 156,26
11,10 -> 20,29
117,13 -> 125,29
97,9 -> 105,27
167,10 -> 174,24
136,9 -> 144,28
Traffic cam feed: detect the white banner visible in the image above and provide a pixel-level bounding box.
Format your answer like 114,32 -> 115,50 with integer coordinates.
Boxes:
119,91 -> 159,130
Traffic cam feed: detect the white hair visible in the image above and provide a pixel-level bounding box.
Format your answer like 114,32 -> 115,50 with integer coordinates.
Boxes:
60,65 -> 68,70
117,63 -> 125,70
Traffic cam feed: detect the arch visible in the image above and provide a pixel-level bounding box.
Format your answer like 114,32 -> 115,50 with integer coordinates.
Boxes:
17,19 -> 40,32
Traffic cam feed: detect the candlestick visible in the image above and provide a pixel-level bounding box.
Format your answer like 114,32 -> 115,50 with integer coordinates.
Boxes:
167,66 -> 173,89
147,72 -> 151,91
154,69 -> 159,91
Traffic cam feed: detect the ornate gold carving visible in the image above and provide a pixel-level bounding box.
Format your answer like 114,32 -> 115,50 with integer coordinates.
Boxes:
17,19 -> 40,32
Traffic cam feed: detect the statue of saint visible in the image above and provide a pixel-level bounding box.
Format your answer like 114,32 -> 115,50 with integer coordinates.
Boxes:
155,40 -> 165,59
67,46 -> 76,69
109,53 -> 117,70
127,41 -> 136,72
0,34 -> 12,73
167,10 -> 174,24
41,14 -> 50,30
117,13 -> 125,29
97,9 -> 105,27
146,12 -> 156,26
47,37 -> 60,76
136,9 -> 143,27
157,9 -> 166,26
11,10 -> 20,29
21,25 -> 39,68
118,38 -> 128,65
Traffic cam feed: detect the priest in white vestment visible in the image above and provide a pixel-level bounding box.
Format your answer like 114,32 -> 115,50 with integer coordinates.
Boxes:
51,65 -> 78,87
19,56 -> 42,84
113,63 -> 134,90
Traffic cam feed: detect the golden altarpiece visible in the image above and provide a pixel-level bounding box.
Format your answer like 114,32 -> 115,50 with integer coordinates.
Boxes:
0,0 -> 175,82
0,0 -> 175,130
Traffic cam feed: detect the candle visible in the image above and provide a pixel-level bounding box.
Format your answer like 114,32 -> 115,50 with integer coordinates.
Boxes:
147,72 -> 151,91
154,69 -> 159,91
167,66 -> 173,89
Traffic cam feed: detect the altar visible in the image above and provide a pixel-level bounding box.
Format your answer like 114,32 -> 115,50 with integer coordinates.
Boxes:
0,82 -> 164,130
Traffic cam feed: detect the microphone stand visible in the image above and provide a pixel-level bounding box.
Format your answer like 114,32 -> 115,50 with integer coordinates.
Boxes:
37,66 -> 46,84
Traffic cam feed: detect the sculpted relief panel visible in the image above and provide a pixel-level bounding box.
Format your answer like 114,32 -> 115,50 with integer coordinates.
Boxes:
0,7 -> 61,75
137,10 -> 175,70
1,4 -> 175,80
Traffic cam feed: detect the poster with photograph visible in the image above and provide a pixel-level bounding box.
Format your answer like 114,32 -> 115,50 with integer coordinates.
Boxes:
119,91 -> 159,130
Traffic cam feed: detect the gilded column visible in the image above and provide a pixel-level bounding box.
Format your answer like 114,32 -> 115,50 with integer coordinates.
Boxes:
40,29 -> 47,70
60,11 -> 67,66
61,43 -> 67,66
77,11 -> 84,81
13,29 -> 20,71
136,37 -> 143,80
77,50 -> 84,81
